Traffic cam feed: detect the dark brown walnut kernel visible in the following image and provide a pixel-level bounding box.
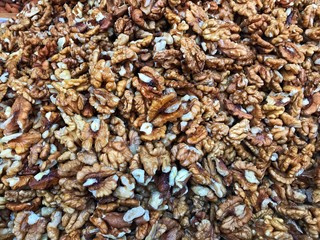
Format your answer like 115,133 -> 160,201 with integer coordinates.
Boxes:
0,0 -> 320,239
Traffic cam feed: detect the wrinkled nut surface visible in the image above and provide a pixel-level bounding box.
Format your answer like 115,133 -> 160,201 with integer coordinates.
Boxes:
1,0 -> 320,239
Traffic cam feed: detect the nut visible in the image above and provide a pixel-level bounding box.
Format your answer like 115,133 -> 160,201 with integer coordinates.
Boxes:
1,0 -> 320,239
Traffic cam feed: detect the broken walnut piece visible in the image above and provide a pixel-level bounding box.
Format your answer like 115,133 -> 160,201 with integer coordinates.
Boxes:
6,131 -> 42,154
13,211 -> 47,240
90,59 -> 116,91
171,143 -> 203,167
3,96 -> 32,135
218,39 -> 255,62
133,66 -> 165,100
303,92 -> 320,115
180,37 -> 206,74
278,42 -> 305,64
216,196 -> 252,233
147,92 -> 186,127
139,142 -> 171,176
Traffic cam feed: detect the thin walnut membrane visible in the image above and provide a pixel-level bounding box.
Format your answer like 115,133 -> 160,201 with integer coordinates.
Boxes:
0,0 -> 320,239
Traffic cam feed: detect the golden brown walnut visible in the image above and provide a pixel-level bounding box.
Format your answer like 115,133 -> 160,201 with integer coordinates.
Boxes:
47,211 -> 62,240
216,196 -> 252,233
185,2 -> 208,34
139,142 -> 171,175
268,167 -> 295,184
81,118 -> 109,152
58,160 -> 84,178
301,4 -> 320,28
188,163 -> 212,186
89,88 -> 120,115
227,119 -> 250,144
91,176 -> 119,198
0,84 -> 7,102
280,112 -> 301,128
6,131 -> 41,154
230,0 -> 258,17
305,27 -> 320,40
3,96 -> 32,135
141,126 -> 166,141
6,197 -> 41,212
147,92 -> 185,127
278,42 -> 305,64
180,37 -> 206,74
153,49 -> 182,69
90,213 -> 109,235
303,92 -> 320,115
76,163 -> 116,183
77,151 -> 98,165
299,117 -> 318,139
62,202 -> 95,233
118,89 -> 134,119
99,139 -> 132,171
202,18 -> 240,42
218,39 -> 254,62
276,146 -> 310,178
251,33 -> 274,53
13,211 -> 47,240
171,143 -> 203,167
58,193 -> 89,213
90,59 -> 116,91
186,125 -> 208,145
132,66 -> 165,100
4,190 -> 35,203
111,47 -> 138,64
254,217 -> 292,239
55,90 -> 85,116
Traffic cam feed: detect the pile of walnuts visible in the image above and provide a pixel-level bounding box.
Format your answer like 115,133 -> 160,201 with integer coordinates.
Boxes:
0,0 -> 320,239
0,0 -> 35,13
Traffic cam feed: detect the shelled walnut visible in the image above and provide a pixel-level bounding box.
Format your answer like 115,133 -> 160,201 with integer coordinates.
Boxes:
0,0 -> 320,239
